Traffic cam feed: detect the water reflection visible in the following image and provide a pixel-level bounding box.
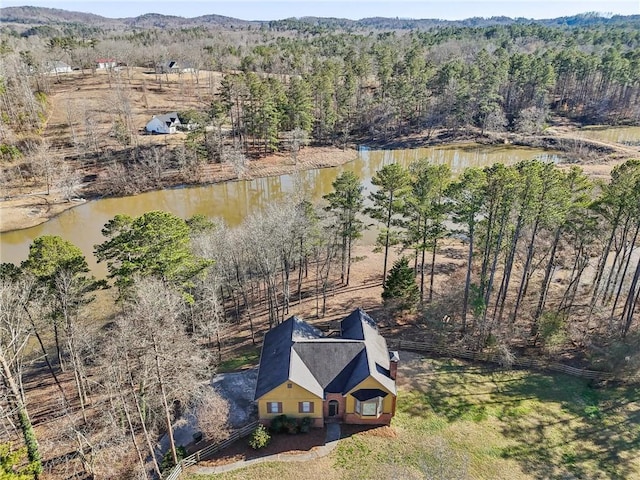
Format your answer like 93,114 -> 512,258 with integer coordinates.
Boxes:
0,143 -> 562,275
577,126 -> 640,145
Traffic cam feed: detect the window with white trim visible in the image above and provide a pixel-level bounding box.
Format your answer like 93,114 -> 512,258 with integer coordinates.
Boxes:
355,397 -> 383,417
267,401 -> 282,414
298,401 -> 313,413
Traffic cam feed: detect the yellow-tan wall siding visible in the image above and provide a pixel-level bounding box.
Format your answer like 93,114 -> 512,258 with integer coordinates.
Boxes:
257,381 -> 323,420
345,377 -> 395,414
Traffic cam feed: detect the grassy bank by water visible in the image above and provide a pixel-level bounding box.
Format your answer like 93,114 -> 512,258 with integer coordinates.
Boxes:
185,355 -> 640,480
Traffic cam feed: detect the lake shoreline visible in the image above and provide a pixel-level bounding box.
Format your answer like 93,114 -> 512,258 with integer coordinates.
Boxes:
0,146 -> 358,233
1,126 -> 636,234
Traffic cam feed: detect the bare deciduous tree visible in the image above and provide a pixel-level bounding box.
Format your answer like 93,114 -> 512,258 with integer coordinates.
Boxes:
221,144 -> 248,178
193,389 -> 230,442
118,277 -> 213,467
56,162 -> 83,201
0,278 -> 43,476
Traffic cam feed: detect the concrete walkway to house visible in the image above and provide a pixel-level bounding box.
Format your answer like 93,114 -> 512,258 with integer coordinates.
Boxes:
190,423 -> 342,475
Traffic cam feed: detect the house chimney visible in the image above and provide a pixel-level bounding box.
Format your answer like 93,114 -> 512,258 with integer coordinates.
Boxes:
389,351 -> 399,380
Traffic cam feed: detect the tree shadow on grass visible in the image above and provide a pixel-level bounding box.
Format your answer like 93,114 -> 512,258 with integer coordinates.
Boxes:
400,357 -> 640,479
497,373 -> 640,480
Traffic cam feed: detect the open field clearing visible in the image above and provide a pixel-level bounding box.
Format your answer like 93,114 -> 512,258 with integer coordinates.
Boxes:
185,353 -> 640,480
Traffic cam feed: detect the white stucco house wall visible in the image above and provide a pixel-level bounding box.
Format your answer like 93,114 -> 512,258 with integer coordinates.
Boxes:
46,61 -> 72,74
145,112 -> 182,134
96,58 -> 117,70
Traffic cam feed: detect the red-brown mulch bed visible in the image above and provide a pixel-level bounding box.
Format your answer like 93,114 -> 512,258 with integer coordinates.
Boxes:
199,428 -> 327,467
340,424 -> 398,439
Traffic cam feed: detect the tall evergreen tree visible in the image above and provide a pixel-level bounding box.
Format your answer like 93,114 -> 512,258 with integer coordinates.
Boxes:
366,163 -> 411,287
405,160 -> 451,302
94,211 -> 210,291
323,171 -> 365,285
447,167 -> 487,331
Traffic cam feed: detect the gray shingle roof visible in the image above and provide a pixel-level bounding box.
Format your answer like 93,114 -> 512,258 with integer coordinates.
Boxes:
254,308 -> 396,401
293,340 -> 364,390
156,112 -> 181,127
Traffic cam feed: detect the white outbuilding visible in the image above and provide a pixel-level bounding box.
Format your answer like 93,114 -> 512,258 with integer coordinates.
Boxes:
45,61 -> 72,74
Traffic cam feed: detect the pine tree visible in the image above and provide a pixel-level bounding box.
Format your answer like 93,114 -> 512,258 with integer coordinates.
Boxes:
366,163 -> 411,287
382,257 -> 419,311
323,171 -> 365,285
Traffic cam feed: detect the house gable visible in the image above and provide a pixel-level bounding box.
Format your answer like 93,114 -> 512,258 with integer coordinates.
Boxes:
254,308 -> 397,425
145,112 -> 181,134
344,376 -> 396,421
253,316 -> 323,400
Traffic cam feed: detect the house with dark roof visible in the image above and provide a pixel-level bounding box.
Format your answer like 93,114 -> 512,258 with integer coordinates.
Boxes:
155,61 -> 195,74
254,308 -> 398,427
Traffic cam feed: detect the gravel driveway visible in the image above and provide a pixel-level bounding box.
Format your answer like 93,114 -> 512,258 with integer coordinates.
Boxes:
157,368 -> 259,456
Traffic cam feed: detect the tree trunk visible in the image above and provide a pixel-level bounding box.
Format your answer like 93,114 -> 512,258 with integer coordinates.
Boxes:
461,223 -> 475,332
591,206 -> 623,305
481,214 -> 508,329
602,214 -> 632,305
382,193 -> 394,287
429,238 -> 437,303
512,216 -> 541,324
0,354 -> 42,476
152,337 -> 178,467
126,364 -> 162,478
621,256 -> 640,337
54,319 -> 64,370
346,236 -> 353,286
23,305 -> 69,404
611,224 -> 639,315
494,217 -> 522,324
533,226 -> 562,328
118,389 -> 148,478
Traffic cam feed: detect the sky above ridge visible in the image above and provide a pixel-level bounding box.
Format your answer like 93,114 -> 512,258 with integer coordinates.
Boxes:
2,0 -> 639,21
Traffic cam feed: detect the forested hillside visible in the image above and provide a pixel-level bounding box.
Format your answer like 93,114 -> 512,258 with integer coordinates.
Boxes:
1,8 -> 638,204
0,7 -> 639,479
1,9 -> 639,157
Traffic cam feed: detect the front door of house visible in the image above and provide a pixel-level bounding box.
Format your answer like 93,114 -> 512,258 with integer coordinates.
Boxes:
328,400 -> 339,417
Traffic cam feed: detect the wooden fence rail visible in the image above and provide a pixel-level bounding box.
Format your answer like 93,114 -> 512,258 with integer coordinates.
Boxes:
165,340 -> 636,480
387,339 -> 639,383
163,420 -> 260,480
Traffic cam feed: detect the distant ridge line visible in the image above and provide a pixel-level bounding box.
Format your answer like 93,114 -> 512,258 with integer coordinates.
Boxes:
1,5 -> 639,31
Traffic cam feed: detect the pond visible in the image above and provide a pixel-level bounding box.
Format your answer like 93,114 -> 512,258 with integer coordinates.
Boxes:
0,143 -> 562,275
577,125 -> 640,146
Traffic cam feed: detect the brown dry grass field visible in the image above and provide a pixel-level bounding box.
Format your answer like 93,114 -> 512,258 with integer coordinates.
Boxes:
3,67 -> 638,233
0,67 -> 356,232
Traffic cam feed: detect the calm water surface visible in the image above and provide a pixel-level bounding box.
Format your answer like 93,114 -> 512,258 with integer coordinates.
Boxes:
0,144 -> 561,275
577,125 -> 640,145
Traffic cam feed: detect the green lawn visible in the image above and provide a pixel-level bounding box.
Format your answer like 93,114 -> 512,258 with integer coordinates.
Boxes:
185,356 -> 640,480
217,348 -> 260,373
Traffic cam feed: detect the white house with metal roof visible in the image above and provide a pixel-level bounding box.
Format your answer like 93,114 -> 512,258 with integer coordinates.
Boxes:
145,112 -> 181,134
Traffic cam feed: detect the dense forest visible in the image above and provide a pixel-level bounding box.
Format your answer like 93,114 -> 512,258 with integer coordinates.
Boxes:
0,8 -> 639,479
1,156 -> 639,477
1,10 -> 639,169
